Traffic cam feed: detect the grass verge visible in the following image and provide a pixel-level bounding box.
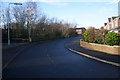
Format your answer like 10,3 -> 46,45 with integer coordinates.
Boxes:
73,41 -> 80,43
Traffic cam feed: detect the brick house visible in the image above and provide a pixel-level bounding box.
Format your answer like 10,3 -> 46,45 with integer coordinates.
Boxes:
104,23 -> 107,30
104,16 -> 120,34
76,27 -> 86,35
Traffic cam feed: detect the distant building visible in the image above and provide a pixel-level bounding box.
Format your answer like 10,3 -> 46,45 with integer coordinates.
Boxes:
76,27 -> 86,35
104,16 -> 120,35
104,23 -> 107,30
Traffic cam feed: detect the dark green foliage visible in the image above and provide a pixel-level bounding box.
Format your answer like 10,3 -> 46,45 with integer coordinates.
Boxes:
105,32 -> 120,46
67,28 -> 77,37
2,22 -> 77,42
83,27 -> 110,45
96,36 -> 103,44
83,27 -> 120,46
105,30 -> 108,34
83,28 -> 96,43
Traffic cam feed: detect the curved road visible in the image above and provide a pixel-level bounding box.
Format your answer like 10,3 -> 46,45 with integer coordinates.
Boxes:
3,37 -> 119,78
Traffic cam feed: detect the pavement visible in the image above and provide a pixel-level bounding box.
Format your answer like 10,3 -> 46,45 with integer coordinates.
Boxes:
2,43 -> 28,50
2,37 -> 120,79
65,40 -> 120,67
2,43 -> 31,70
2,42 -> 44,70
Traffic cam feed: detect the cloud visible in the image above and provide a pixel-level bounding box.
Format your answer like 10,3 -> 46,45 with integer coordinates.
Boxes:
38,0 -> 69,7
0,0 -> 119,7
1,0 -> 120,3
112,0 -> 120,3
29,0 -> 60,3
48,2 -> 68,6
108,0 -> 120,4
0,0 -> 58,3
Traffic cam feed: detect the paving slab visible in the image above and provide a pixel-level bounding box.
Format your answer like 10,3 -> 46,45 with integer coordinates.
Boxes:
65,40 -> 120,65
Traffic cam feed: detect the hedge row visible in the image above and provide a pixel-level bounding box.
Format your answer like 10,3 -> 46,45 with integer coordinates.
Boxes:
83,28 -> 120,46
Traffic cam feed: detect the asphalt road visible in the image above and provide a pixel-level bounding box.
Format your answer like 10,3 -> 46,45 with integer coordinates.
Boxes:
2,37 -> 119,78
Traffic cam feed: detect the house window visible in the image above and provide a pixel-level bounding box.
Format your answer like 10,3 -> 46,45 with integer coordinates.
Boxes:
108,24 -> 109,30
112,22 -> 114,29
115,20 -> 118,27
119,20 -> 120,26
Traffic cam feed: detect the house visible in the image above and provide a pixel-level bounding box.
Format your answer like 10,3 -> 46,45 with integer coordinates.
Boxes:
104,16 -> 120,34
104,23 -> 107,30
76,27 -> 86,35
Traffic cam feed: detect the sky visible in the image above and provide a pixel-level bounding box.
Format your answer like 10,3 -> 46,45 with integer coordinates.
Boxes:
0,0 -> 119,29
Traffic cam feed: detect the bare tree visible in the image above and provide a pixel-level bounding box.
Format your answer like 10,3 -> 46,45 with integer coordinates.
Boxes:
1,8 -> 8,29
2,0 -> 78,42
13,1 -> 38,42
25,1 -> 38,42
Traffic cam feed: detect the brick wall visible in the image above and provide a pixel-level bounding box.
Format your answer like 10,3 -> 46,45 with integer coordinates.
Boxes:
119,31 -> 120,35
80,39 -> 120,55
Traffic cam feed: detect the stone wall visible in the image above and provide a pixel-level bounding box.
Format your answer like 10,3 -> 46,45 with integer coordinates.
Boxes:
80,39 -> 120,55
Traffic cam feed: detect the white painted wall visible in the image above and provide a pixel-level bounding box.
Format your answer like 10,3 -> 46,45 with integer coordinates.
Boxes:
109,30 -> 118,34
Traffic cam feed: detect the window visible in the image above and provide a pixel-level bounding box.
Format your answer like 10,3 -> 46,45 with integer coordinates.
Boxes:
115,20 -> 118,27
112,22 -> 114,28
108,24 -> 110,30
119,20 -> 120,26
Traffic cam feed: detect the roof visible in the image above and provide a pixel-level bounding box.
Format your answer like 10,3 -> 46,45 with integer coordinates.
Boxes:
112,17 -> 117,20
76,27 -> 86,29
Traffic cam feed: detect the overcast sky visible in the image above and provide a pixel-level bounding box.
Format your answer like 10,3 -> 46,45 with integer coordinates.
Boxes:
0,0 -> 119,29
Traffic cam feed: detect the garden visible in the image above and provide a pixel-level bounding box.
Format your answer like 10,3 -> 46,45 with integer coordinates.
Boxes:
83,27 -> 120,46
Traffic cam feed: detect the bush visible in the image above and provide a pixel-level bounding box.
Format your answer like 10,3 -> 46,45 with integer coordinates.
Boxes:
96,36 -> 103,44
88,27 -> 96,43
83,28 -> 96,43
105,32 -> 120,46
95,29 -> 108,44
83,29 -> 90,42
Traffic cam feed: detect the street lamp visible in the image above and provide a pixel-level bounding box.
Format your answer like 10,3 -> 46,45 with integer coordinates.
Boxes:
7,3 -> 22,46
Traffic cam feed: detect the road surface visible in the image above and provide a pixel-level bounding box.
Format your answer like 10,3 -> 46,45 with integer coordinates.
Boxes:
2,37 -> 119,78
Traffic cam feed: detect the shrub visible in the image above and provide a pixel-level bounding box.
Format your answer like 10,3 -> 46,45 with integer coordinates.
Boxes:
105,30 -> 108,34
83,28 -> 96,43
105,32 -> 120,46
96,36 -> 103,44
83,29 -> 90,42
95,28 -> 108,44
88,27 -> 96,43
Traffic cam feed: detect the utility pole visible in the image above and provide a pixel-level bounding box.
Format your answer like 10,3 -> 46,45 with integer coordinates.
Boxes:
0,5 -> 2,80
7,4 -> 10,46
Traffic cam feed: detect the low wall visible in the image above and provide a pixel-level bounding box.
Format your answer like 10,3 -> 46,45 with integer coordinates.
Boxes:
80,39 -> 120,55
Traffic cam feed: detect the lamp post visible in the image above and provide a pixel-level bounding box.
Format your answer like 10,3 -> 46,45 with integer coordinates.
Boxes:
7,3 -> 22,46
